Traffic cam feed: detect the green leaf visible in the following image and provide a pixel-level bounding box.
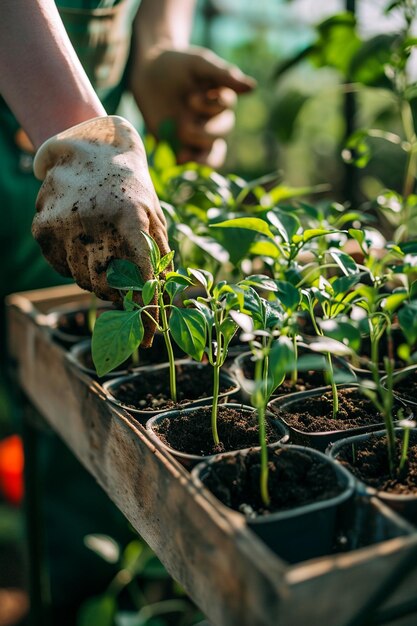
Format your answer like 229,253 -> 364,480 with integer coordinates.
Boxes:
382,291 -> 409,313
249,241 -> 280,259
177,224 -> 230,264
308,336 -> 353,357
331,272 -> 365,296
141,231 -> 160,274
219,317 -> 238,353
348,228 -> 366,248
328,249 -> 359,276
293,228 -> 334,244
142,279 -> 158,306
158,250 -> 175,273
265,337 -> 295,400
349,34 -> 397,88
77,595 -> 116,626
210,217 -> 275,240
397,240 -> 417,255
188,268 -> 214,291
343,131 -> 372,168
107,260 -> 145,291
398,302 -> 417,346
240,274 -> 278,292
319,319 -> 362,352
92,310 -> 144,377
169,307 -> 207,361
266,209 -> 301,243
274,280 -> 300,312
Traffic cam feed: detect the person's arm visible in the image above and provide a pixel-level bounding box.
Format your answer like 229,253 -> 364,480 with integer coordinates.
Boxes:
130,0 -> 255,167
0,0 -> 105,148
0,2 -> 170,344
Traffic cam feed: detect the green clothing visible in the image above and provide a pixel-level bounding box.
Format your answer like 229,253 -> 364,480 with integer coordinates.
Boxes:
0,0 -> 140,609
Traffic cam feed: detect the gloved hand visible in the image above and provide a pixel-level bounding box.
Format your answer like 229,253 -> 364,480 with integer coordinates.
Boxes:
130,47 -> 255,168
33,115 -> 170,344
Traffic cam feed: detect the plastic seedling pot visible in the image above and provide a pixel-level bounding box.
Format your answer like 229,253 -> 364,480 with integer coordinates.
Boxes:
328,428 -> 417,525
192,444 -> 355,563
383,364 -> 417,410
46,301 -> 113,347
267,384 -> 407,452
146,404 -> 289,470
103,361 -> 240,424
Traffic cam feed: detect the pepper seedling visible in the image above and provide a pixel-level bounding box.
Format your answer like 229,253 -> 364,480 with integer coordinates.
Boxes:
231,290 -> 295,506
91,233 -> 206,404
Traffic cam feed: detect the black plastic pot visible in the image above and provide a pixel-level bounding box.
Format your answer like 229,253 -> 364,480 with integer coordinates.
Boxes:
232,349 -> 356,403
385,364 -> 417,410
146,404 -> 289,470
267,384 -> 403,452
67,335 -> 187,380
46,301 -> 113,347
328,428 -> 417,525
103,361 -> 240,424
192,444 -> 355,563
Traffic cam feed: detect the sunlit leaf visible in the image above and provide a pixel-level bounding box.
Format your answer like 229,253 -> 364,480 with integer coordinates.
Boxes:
169,307 -> 207,361
210,217 -> 275,240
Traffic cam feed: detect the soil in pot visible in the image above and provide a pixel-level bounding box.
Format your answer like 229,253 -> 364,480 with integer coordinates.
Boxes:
336,433 -> 417,496
112,363 -> 235,413
201,446 -> 342,515
153,406 -> 278,456
273,388 -> 400,434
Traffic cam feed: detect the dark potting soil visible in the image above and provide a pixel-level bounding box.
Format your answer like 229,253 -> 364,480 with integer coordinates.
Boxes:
337,434 -> 417,495
202,447 -> 341,515
394,370 -> 417,404
154,406 -> 277,456
273,388 -> 395,433
112,364 -> 235,412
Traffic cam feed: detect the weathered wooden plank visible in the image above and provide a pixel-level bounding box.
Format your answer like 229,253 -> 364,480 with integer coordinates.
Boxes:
7,286 -> 417,626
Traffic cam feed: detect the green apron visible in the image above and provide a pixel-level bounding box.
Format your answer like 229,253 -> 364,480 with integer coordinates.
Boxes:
0,0 -> 141,609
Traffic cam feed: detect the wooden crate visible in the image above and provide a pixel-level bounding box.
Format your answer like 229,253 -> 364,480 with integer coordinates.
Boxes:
7,284 -> 417,626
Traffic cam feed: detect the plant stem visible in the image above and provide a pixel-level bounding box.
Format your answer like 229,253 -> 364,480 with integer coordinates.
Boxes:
291,332 -> 298,386
326,352 -> 338,418
158,292 -> 177,403
87,295 -> 97,334
255,357 -> 270,507
211,364 -> 220,446
131,347 -> 139,366
401,99 -> 417,201
399,428 -> 410,474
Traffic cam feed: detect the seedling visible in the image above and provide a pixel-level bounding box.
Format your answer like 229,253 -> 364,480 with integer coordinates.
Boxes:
91,233 -> 206,404
232,290 -> 294,506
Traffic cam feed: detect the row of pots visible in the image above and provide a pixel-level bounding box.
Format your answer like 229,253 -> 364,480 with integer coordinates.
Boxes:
52,303 -> 417,563
66,349 -> 417,563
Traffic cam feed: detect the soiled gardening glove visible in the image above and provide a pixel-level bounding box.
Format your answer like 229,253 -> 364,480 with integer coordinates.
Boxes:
33,115 -> 170,344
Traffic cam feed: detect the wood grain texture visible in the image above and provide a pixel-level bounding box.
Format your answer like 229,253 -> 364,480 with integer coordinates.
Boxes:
6,286 -> 417,626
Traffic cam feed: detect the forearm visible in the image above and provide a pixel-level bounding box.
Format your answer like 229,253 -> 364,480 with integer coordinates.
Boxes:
0,0 -> 105,149
133,0 -> 196,55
